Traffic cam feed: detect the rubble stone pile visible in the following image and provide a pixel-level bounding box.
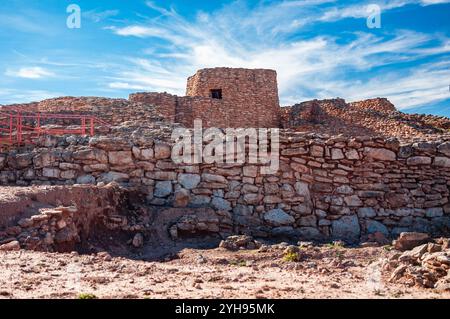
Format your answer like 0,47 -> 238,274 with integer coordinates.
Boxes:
386,232 -> 450,291
0,184 -> 128,252
283,98 -> 450,140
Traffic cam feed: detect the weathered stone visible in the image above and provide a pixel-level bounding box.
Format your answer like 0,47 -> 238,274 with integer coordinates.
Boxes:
154,143 -> 171,159
364,147 -> 396,161
344,195 -> 363,207
264,209 -> 295,226
345,149 -> 359,160
366,220 -> 389,237
290,162 -> 309,173
42,168 -> 60,179
108,151 -> 133,166
60,170 -> 77,180
178,173 -> 200,190
190,195 -> 211,206
426,207 -> 444,218
34,152 -> 56,168
243,165 -> 258,177
437,142 -> 450,156
0,241 -> 20,251
243,193 -> 261,205
12,153 -> 33,169
407,156 -> 432,166
331,215 -> 360,243
99,172 -> 129,183
393,232 -> 430,251
358,207 -> 376,218
263,195 -> 282,204
282,147 -> 308,156
211,197 -> 231,211
202,173 -> 227,183
73,149 -> 108,163
336,185 -> 353,195
242,184 -> 259,194
299,215 -> 317,227
310,145 -> 324,157
154,181 -> 173,197
264,183 -> 279,194
132,233 -> 144,248
219,235 -> 257,251
146,171 -> 177,180
433,157 -> 450,168
76,175 -> 96,184
331,148 -> 344,160
386,193 -> 409,209
89,136 -> 131,151
174,189 -> 190,207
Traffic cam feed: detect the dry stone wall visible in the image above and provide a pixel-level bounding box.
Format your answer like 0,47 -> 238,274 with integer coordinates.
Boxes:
1,131 -> 450,243
129,68 -> 280,128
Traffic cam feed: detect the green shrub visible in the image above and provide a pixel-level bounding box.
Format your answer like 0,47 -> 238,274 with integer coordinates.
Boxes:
283,252 -> 300,262
77,293 -> 98,299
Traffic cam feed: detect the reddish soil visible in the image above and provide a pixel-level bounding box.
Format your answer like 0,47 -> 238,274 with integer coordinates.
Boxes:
1,244 -> 449,299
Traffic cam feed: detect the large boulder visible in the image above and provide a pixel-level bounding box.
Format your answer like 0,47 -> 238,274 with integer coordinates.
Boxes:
264,209 -> 295,227
393,232 -> 430,251
331,215 -> 360,243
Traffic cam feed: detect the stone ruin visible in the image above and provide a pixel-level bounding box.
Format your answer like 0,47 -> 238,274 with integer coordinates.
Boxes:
1,67 -> 450,255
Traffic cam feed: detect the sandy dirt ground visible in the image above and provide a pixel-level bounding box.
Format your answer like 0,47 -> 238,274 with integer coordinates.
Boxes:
1,243 -> 449,299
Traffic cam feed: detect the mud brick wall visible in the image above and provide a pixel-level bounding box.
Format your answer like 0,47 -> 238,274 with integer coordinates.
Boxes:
1,132 -> 450,243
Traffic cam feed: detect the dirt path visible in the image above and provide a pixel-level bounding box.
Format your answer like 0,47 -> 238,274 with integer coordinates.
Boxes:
0,244 -> 448,299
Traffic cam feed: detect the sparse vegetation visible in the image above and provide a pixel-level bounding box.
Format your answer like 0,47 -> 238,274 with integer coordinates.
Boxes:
77,293 -> 98,299
283,252 -> 300,262
325,241 -> 345,249
230,259 -> 247,267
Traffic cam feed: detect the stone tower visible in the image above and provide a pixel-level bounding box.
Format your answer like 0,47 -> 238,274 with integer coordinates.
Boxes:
185,67 -> 280,128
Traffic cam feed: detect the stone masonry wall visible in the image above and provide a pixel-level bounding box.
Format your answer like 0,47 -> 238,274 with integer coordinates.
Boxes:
1,132 -> 450,243
129,68 -> 280,128
186,68 -> 280,128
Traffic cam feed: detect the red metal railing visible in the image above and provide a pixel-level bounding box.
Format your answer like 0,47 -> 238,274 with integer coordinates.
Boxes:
0,110 -> 109,150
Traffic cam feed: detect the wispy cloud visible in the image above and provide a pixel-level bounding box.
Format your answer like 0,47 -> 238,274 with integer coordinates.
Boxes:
0,89 -> 62,105
5,67 -> 55,79
83,9 -> 119,23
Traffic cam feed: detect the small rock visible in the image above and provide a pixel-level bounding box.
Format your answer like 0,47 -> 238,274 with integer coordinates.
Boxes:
132,233 -> 144,248
0,241 -> 20,251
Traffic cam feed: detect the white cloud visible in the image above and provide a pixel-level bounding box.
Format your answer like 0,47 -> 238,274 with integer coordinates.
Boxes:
0,89 -> 62,105
5,67 -> 55,79
83,9 -> 119,23
420,0 -> 450,5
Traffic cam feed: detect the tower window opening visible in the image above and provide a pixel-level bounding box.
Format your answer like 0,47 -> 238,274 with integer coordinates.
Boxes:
210,89 -> 222,99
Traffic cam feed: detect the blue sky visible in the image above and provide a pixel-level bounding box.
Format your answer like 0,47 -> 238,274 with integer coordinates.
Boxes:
0,0 -> 449,115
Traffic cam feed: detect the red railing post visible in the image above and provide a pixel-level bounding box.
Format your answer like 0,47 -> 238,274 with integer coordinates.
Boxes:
90,118 -> 94,136
81,117 -> 86,135
37,113 -> 41,137
17,113 -> 23,146
9,114 -> 13,144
